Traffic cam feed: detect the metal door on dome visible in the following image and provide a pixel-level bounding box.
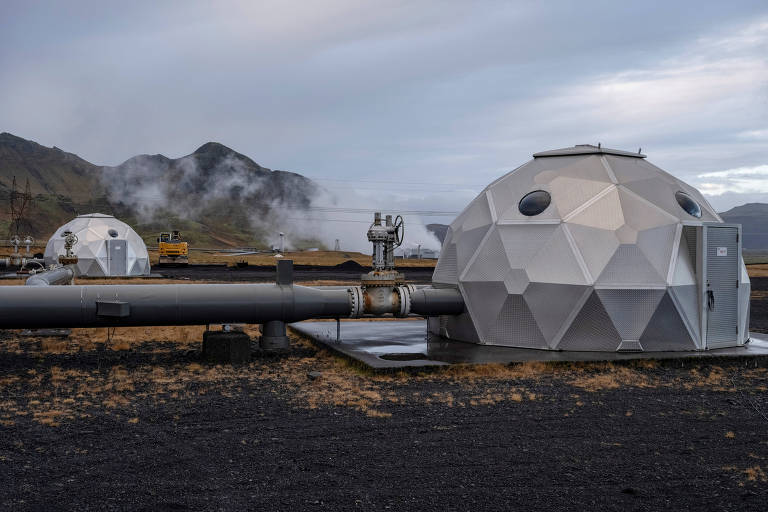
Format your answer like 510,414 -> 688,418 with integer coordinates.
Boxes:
107,239 -> 127,275
703,225 -> 740,349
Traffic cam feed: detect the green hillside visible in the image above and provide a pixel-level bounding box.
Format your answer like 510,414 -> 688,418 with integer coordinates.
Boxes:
0,133 -> 322,248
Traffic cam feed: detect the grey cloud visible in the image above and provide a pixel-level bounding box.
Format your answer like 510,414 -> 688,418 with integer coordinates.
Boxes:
1,0 -> 767,220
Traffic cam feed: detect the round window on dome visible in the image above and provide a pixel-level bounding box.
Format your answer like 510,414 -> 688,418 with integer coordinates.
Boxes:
518,190 -> 551,216
108,229 -> 119,238
675,191 -> 701,218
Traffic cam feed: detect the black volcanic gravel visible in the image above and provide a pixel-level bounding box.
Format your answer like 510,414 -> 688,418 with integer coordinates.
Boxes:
1,270 -> 767,510
749,277 -> 768,333
1,336 -> 767,511
158,264 -> 435,284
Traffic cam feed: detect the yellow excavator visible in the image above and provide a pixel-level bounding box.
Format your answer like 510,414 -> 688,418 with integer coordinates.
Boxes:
157,230 -> 189,266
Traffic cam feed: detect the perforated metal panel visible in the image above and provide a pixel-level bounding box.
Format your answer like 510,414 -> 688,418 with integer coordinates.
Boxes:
568,187 -> 624,230
433,241 -> 458,284
497,224 -> 559,268
670,284 -> 701,347
682,226 -> 697,275
525,225 -> 588,285
595,288 -> 665,341
461,228 -> 510,282
524,283 -> 589,346
636,223 -> 677,280
456,225 -> 491,269
485,294 -> 547,348
640,292 -> 696,351
597,245 -> 665,285
441,310 -> 481,343
704,225 -> 739,348
565,224 -> 619,281
557,291 -> 622,351
461,281 -> 509,340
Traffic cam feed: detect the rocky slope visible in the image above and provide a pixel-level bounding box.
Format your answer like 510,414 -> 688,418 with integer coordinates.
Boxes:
0,133 -> 319,247
720,203 -> 768,251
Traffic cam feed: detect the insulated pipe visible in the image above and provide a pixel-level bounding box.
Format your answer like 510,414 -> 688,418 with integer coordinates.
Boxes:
25,267 -> 74,287
0,284 -> 351,329
0,282 -> 465,329
409,287 -> 464,316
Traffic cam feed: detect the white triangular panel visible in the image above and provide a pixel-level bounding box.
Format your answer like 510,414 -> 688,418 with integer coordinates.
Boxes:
596,288 -> 665,341
525,226 -> 588,285
567,186 -> 624,230
672,234 -> 697,286
565,224 -> 620,283
636,223 -> 678,283
497,224 -> 558,269
597,245 -> 665,286
524,283 -> 590,347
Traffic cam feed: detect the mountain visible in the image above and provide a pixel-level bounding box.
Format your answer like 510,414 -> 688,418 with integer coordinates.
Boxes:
101,141 -> 319,246
0,132 -> 110,239
0,132 -> 102,199
720,203 -> 768,250
427,223 -> 449,244
0,133 -> 319,247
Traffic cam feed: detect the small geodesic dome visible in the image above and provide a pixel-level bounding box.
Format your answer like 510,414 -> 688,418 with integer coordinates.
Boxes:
44,214 -> 150,276
430,145 -> 750,352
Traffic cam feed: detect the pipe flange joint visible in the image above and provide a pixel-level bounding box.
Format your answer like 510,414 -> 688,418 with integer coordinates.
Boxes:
347,286 -> 363,318
395,285 -> 412,317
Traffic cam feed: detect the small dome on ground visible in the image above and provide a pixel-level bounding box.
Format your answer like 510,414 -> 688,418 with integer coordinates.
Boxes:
44,214 -> 150,276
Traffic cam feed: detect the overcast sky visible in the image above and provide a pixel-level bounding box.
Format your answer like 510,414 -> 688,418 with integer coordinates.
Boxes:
1,0 -> 767,221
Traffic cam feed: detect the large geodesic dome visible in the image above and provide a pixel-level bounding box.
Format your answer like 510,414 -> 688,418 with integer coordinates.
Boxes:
44,214 -> 151,277
430,145 -> 750,352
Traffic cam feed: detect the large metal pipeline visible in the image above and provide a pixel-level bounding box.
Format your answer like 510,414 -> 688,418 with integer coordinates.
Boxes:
0,281 -> 465,329
409,287 -> 464,316
0,284 -> 350,329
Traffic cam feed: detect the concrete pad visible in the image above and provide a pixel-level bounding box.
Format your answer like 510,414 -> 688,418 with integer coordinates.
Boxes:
291,320 -> 768,371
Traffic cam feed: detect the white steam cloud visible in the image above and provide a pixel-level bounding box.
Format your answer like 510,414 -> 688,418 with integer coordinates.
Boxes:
99,148 -> 442,253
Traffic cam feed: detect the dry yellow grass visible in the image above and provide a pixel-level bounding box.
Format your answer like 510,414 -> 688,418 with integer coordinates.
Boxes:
428,361 -> 553,383
0,278 -> 26,286
567,365 -> 656,392
747,264 -> 768,277
3,321 -> 765,427
682,366 -> 731,391
364,409 -> 392,418
145,249 -> 437,268
722,464 -> 768,485
744,465 -> 768,482
40,339 -> 69,354
32,409 -> 70,427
